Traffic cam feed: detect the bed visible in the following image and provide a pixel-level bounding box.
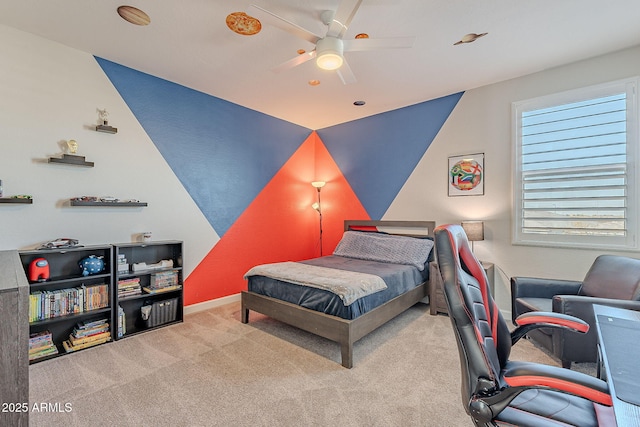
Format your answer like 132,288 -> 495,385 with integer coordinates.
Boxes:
241,220 -> 436,368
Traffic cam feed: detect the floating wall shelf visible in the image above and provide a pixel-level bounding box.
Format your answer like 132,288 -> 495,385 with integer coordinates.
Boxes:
0,198 -> 32,204
70,201 -> 147,207
48,154 -> 94,167
96,124 -> 117,134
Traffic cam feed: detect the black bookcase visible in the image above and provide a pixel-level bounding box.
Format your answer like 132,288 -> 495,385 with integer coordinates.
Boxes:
19,245 -> 113,364
112,241 -> 184,339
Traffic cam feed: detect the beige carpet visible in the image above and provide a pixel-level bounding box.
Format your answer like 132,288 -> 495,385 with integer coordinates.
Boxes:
29,302 -> 563,427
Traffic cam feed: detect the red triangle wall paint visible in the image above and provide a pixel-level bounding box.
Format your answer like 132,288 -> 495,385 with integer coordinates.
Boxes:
313,131 -> 370,255
184,131 -> 369,305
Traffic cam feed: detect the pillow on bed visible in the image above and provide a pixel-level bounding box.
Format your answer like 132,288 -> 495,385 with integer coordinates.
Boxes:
333,230 -> 434,271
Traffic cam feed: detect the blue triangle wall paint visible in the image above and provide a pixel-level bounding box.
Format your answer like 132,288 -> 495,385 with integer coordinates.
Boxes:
316,92 -> 463,219
95,57 -> 312,236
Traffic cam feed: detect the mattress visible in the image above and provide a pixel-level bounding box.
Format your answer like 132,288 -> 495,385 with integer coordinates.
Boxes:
246,255 -> 429,320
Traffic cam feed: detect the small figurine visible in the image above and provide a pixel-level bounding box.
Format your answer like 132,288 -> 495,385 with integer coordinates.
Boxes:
96,108 -> 117,133
79,255 -> 105,276
97,108 -> 109,126
67,139 -> 78,154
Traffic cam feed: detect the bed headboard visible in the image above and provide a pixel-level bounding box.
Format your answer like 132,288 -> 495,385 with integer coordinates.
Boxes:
344,220 -> 436,238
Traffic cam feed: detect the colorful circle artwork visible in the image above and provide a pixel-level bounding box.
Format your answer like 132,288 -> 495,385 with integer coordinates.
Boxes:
450,159 -> 483,191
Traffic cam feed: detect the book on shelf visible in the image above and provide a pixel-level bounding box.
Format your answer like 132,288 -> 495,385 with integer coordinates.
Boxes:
62,336 -> 110,353
63,318 -> 111,353
117,277 -> 142,298
28,330 -> 58,360
72,319 -> 109,337
83,283 -> 109,311
29,283 -> 109,322
29,330 -> 53,345
149,270 -> 179,289
69,331 -> 111,346
29,345 -> 59,360
78,318 -> 108,328
117,253 -> 129,273
29,287 -> 84,322
142,284 -> 182,294
117,305 -> 126,338
118,289 -> 142,298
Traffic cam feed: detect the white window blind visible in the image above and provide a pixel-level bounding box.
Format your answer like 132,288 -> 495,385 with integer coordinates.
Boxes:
513,78 -> 639,250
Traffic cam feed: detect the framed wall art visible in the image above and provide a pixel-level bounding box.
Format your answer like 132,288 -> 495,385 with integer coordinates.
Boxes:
448,153 -> 484,196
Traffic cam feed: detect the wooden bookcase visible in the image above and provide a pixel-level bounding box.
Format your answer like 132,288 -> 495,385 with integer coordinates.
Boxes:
19,245 -> 113,364
112,241 -> 183,339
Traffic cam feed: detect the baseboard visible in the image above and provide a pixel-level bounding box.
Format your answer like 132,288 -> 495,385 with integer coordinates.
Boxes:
184,293 -> 241,315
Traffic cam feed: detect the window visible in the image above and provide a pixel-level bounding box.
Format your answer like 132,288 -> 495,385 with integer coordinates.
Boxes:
513,78 -> 639,250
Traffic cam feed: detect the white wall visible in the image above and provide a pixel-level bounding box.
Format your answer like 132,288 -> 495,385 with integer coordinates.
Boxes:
0,25 -> 217,279
386,44 -> 640,312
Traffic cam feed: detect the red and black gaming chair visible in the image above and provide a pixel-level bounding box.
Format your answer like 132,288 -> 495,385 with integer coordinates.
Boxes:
434,224 -> 615,427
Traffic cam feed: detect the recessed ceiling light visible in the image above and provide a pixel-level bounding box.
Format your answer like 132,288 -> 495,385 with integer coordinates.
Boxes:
117,6 -> 150,26
353,100 -> 366,106
308,80 -> 321,86
454,33 -> 488,45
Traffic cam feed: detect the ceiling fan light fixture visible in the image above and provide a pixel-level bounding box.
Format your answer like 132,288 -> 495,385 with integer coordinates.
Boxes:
316,37 -> 344,70
317,53 -> 343,70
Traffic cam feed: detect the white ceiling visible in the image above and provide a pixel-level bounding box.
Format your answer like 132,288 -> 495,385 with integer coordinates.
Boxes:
2,0 -> 640,129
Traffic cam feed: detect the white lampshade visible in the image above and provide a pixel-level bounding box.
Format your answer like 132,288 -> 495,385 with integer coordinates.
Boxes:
311,181 -> 326,189
316,37 -> 344,71
461,221 -> 484,242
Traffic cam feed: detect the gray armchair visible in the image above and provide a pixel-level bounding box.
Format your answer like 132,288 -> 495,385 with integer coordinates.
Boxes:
511,254 -> 640,368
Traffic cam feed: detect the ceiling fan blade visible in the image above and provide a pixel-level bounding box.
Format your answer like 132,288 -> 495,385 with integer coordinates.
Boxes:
250,4 -> 321,44
326,0 -> 363,38
336,59 -> 357,85
272,50 -> 317,73
343,36 -> 416,52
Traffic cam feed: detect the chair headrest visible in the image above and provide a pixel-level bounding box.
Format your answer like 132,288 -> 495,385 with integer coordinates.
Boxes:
583,255 -> 640,300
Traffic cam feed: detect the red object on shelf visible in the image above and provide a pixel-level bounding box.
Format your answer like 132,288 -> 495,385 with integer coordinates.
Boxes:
29,257 -> 50,282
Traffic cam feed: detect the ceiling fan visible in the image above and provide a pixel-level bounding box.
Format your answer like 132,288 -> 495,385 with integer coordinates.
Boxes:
250,0 -> 415,84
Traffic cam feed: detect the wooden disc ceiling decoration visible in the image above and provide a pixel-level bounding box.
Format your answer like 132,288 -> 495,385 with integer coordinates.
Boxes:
117,6 -> 151,26
226,12 -> 262,36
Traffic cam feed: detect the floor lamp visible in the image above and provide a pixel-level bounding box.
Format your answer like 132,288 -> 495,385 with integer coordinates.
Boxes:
311,181 -> 325,256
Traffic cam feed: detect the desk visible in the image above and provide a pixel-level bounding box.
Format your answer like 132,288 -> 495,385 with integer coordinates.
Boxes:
593,304 -> 640,427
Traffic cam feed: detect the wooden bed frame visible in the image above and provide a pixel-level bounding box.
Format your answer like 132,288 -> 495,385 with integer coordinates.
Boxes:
241,220 -> 436,368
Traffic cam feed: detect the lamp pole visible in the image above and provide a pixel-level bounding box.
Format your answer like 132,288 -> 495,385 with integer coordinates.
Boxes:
311,181 -> 326,256
317,187 -> 323,256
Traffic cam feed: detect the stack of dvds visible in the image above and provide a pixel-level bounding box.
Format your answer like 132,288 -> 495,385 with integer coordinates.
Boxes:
62,318 -> 111,353
144,270 -> 181,294
29,330 -> 58,361
29,284 -> 110,322
118,277 -> 142,298
29,287 -> 84,322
